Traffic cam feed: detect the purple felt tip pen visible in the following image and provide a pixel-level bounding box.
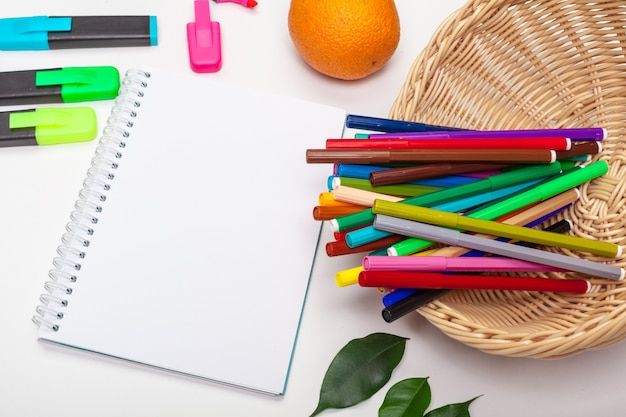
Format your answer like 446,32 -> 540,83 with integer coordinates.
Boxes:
369,127 -> 607,141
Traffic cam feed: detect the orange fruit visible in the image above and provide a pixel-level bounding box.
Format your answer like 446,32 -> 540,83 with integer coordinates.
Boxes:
288,0 -> 401,81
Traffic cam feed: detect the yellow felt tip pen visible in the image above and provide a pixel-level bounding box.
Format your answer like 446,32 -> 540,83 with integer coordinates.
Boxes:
372,200 -> 621,258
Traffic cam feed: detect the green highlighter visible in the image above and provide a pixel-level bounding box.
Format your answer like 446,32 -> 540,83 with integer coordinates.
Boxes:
330,162 -> 563,232
2,107 -> 98,146
0,66 -> 120,106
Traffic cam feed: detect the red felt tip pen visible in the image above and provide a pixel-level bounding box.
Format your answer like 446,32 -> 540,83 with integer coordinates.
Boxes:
358,271 -> 590,294
213,0 -> 258,8
325,137 -> 571,151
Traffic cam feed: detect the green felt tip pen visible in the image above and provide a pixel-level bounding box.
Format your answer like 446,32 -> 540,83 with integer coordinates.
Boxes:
473,160 -> 608,221
2,107 -> 98,147
330,162 -> 562,233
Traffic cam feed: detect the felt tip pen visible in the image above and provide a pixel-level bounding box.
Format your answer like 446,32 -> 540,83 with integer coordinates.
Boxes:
325,137 -> 571,151
369,162 -> 510,186
319,191 -> 358,207
345,114 -> 466,133
0,107 -> 97,146
326,234 -> 404,257
0,67 -> 120,106
335,163 -> 502,183
358,271 -> 590,294
554,141 -> 602,160
381,289 -> 450,322
362,255 -> 566,272
213,0 -> 258,7
0,15 -> 157,50
382,288 -> 419,308
333,170 -> 478,188
333,185 -> 404,207
331,176 -> 442,197
373,214 -> 625,281
372,200 -> 621,258
312,205 -> 365,221
369,127 -> 607,141
306,148 -> 557,164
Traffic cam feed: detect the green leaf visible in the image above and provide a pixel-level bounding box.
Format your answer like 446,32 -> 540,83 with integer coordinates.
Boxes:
379,378 -> 431,417
424,396 -> 481,417
309,333 -> 408,417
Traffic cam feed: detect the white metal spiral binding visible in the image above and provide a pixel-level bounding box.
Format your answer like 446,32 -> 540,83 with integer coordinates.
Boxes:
32,70 -> 151,332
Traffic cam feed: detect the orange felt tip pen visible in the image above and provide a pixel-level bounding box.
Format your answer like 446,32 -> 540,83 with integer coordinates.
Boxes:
313,205 -> 364,221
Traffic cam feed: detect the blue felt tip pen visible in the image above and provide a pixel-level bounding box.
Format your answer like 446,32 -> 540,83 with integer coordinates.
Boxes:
0,15 -> 158,51
345,114 -> 467,133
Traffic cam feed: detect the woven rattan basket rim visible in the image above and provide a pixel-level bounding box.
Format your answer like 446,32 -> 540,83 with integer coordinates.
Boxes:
389,0 -> 626,358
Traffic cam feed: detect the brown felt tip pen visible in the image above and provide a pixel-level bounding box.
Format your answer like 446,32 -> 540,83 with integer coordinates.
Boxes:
555,141 -> 602,160
369,162 -> 510,186
305,148 -> 557,164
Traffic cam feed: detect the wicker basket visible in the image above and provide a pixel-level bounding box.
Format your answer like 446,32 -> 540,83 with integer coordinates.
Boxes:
389,0 -> 626,358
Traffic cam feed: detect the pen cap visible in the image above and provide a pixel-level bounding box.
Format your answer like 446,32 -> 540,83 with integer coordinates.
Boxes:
187,0 -> 222,73
36,66 -> 121,102
0,16 -> 71,50
9,107 -> 98,145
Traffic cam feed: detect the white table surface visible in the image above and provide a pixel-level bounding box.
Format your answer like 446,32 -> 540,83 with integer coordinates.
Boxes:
2,1 -> 625,416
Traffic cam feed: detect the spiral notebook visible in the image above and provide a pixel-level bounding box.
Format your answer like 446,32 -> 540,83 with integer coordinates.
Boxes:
32,67 -> 345,396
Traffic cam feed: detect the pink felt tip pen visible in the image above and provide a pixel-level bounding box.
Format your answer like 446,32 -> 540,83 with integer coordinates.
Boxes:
362,256 -> 567,273
213,0 -> 258,8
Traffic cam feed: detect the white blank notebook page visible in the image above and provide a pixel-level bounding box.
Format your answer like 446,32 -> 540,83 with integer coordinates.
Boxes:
36,67 -> 346,395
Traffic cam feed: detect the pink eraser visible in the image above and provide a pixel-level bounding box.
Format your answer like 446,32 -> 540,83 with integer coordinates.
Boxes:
187,0 -> 222,73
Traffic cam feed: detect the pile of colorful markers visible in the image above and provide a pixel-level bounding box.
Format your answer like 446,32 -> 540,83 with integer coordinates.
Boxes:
306,114 -> 624,323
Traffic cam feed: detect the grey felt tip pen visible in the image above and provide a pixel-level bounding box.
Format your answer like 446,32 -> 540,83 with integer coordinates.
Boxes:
373,214 -> 624,281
